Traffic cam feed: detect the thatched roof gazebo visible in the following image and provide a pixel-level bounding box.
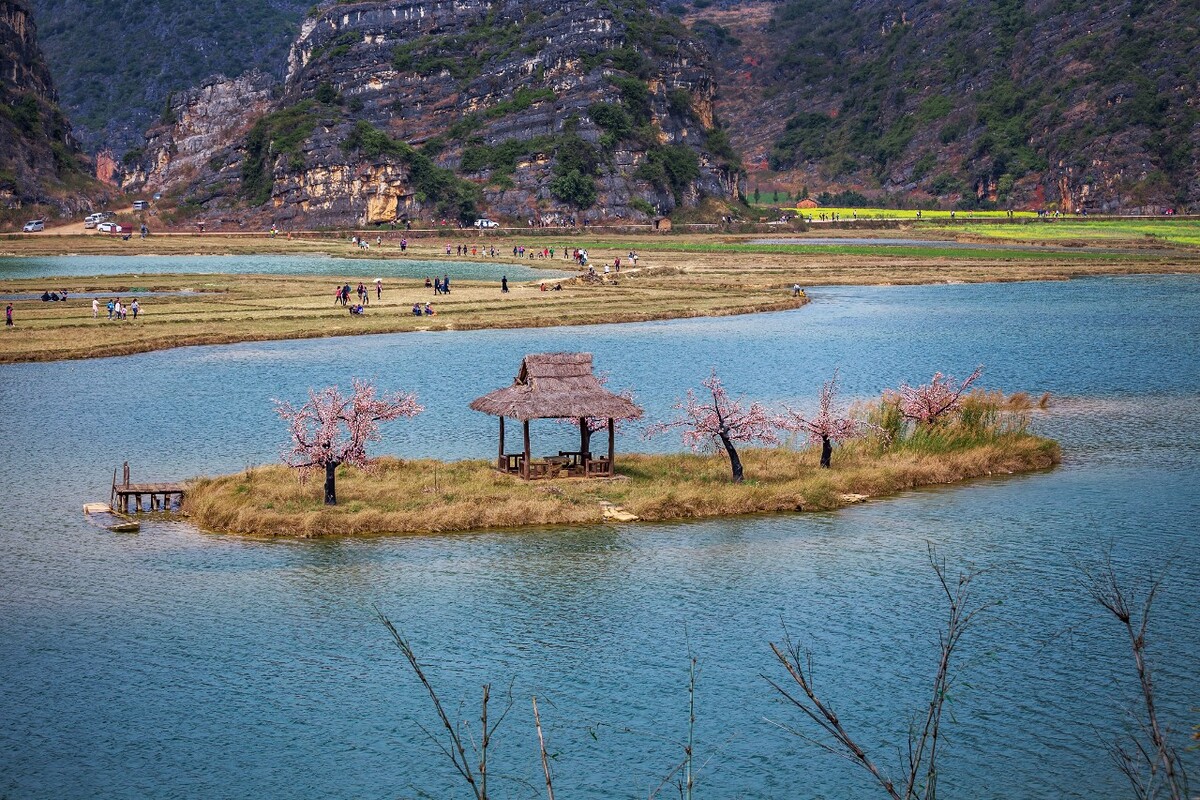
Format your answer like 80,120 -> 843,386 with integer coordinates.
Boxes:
469,352 -> 643,479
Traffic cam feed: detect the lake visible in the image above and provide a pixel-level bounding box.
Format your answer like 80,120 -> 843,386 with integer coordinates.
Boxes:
1,273 -> 1197,799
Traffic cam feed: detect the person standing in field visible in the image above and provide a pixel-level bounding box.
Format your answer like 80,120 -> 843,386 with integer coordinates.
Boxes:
131,299 -> 140,319
375,278 -> 383,300
5,303 -> 12,327
501,275 -> 508,293
92,298 -> 99,318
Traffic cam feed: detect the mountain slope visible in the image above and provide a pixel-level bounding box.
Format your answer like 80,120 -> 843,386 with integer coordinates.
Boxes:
0,0 -> 97,218
689,0 -> 1200,212
29,0 -> 310,152
129,0 -> 743,227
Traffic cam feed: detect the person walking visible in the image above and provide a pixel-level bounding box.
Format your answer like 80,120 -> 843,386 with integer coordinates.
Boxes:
375,278 -> 383,300
5,303 -> 12,327
501,275 -> 508,293
443,274 -> 450,294
92,298 -> 99,318
131,299 -> 140,319
107,299 -> 115,320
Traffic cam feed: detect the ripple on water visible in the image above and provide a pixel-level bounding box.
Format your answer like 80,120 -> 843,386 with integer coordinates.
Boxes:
0,276 -> 1197,799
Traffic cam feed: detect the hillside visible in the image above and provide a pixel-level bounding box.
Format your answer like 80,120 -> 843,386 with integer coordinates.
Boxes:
687,0 -> 1200,212
28,0 -> 310,153
125,0 -> 743,227
0,0 -> 99,220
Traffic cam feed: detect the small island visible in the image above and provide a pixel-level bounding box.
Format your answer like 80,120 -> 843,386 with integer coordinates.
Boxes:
183,353 -> 1060,538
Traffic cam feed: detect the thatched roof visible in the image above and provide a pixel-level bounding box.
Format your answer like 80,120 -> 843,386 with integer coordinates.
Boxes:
469,353 -> 643,421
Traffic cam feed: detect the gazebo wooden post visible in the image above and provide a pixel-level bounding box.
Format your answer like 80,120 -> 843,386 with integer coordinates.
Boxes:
522,419 -> 531,480
498,416 -> 505,469
607,418 -> 615,476
579,416 -> 590,459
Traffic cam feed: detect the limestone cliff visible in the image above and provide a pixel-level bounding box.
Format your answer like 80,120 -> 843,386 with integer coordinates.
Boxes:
0,0 -> 95,216
130,0 -> 743,227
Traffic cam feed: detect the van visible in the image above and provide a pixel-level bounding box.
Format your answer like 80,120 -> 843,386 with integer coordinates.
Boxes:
132,200 -> 149,211
22,219 -> 45,232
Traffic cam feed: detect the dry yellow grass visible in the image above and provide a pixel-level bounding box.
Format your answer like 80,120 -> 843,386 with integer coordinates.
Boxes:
184,432 -> 1060,538
5,228 -> 1195,363
0,271 -> 805,362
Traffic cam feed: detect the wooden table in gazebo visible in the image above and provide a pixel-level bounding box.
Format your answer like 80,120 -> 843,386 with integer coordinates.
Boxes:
470,352 -> 643,479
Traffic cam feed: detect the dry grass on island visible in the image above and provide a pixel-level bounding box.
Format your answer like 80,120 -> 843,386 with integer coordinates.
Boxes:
184,395 -> 1061,538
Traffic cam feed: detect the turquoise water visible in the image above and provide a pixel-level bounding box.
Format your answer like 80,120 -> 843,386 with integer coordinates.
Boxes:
0,254 -> 567,281
1,275 -> 1197,798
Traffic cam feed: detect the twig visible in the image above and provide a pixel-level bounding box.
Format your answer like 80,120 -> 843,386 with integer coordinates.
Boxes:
532,695 -> 555,800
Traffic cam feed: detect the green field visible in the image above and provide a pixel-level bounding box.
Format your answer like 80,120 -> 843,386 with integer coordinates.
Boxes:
780,207 -> 1041,220
943,219 -> 1200,248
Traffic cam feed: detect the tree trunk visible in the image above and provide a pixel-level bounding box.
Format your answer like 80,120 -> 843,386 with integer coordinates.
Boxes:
820,436 -> 832,469
579,418 -> 591,455
324,461 -> 338,505
719,433 -> 744,482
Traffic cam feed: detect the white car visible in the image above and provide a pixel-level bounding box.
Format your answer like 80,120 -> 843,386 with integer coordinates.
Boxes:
22,219 -> 45,232
97,222 -> 123,233
473,218 -> 499,228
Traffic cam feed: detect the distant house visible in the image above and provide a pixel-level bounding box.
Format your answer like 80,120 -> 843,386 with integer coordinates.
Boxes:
653,217 -> 672,232
796,198 -> 820,209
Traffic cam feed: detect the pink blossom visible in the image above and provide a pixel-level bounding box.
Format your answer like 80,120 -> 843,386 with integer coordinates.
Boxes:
891,366 -> 983,424
778,369 -> 874,447
274,378 -> 424,481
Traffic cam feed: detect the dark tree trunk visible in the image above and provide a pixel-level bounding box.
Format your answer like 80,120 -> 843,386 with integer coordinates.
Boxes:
579,417 -> 591,455
324,461 -> 338,505
820,436 -> 832,469
719,433 -> 744,482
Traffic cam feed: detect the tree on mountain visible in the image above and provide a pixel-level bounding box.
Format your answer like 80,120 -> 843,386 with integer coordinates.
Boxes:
647,369 -> 778,482
275,378 -> 423,505
779,369 -> 876,468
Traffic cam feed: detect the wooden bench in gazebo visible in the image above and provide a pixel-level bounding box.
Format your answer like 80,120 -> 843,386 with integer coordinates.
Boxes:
469,352 -> 643,480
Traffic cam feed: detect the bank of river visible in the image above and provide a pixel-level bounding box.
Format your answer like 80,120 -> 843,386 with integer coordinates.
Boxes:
0,276 -> 1197,799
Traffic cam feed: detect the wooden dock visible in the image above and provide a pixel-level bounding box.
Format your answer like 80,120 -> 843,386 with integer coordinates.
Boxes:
111,463 -> 185,513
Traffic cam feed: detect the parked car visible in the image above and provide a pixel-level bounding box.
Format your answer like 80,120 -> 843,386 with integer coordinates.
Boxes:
97,222 -> 123,233
22,219 -> 45,232
473,218 -> 499,228
132,200 -> 149,211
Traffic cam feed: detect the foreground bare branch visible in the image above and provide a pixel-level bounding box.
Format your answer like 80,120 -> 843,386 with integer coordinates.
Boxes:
1083,555 -> 1189,800
377,607 -> 512,800
766,545 -> 991,800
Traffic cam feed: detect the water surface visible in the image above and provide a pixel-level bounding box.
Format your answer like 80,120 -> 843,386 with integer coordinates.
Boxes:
1,275 -> 1197,799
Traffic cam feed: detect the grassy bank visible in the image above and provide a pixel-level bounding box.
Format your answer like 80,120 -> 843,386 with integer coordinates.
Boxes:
0,272 -> 806,363
185,425 -> 1060,538
4,228 -> 1198,363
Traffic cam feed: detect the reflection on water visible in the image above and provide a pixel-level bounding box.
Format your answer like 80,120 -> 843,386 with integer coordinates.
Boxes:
0,276 -> 1197,799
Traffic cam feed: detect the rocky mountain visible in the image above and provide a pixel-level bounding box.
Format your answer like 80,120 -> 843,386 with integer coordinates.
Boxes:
126,0 -> 743,227
688,0 -> 1200,212
0,0 -> 96,217
28,0 -> 311,153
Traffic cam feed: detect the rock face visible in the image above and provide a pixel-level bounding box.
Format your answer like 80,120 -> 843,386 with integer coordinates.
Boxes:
126,72 -> 277,194
0,0 -> 93,213
130,0 -> 743,227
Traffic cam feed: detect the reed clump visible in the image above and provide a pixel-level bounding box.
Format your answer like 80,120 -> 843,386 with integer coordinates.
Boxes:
185,393 -> 1059,538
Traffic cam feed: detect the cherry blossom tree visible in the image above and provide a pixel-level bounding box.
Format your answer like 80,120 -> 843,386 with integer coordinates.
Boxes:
559,373 -> 640,454
892,366 -> 983,424
647,369 -> 778,482
275,378 -> 423,505
779,369 -> 876,468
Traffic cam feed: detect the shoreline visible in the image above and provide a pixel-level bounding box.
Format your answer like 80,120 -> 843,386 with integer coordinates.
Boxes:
183,434 -> 1061,538
3,230 -> 1199,364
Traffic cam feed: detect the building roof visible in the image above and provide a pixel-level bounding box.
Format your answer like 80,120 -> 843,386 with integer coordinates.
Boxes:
469,352 -> 643,421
